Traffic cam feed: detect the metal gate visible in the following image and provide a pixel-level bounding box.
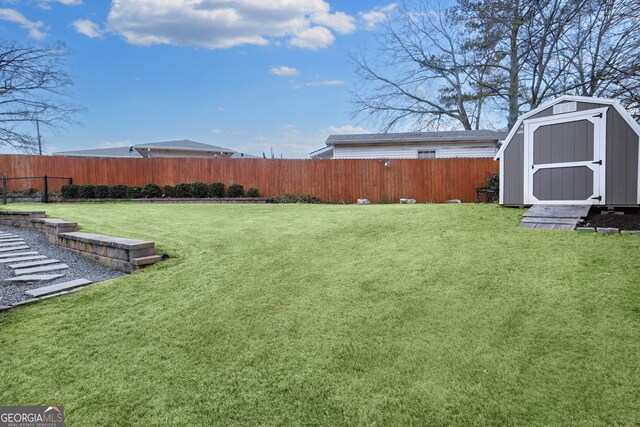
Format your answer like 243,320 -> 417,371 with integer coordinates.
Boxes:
1,176 -> 72,203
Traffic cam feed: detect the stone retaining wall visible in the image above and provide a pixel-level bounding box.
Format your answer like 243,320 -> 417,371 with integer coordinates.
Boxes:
0,210 -> 161,272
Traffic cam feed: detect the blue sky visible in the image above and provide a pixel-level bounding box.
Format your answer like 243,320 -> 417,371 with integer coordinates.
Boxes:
0,0 -> 398,158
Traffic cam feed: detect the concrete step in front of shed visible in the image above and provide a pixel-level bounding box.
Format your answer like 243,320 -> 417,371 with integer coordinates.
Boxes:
519,217 -> 582,225
3,274 -> 65,282
0,255 -> 45,263
25,279 -> 93,298
0,245 -> 29,252
519,221 -> 578,230
132,255 -> 163,266
519,204 -> 590,231
14,264 -> 69,275
9,259 -> 60,269
523,204 -> 591,219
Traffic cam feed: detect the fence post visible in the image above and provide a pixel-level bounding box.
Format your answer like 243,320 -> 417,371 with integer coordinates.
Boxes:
42,175 -> 48,203
1,176 -> 6,205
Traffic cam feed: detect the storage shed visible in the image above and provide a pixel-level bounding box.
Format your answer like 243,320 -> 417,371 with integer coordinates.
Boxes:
495,95 -> 640,207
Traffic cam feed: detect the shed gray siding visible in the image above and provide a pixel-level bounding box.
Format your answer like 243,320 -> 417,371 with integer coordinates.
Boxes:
529,101 -> 608,120
502,99 -> 639,206
503,127 -> 524,205
607,107 -> 639,205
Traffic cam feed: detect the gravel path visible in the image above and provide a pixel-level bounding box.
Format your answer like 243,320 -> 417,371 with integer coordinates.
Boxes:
0,226 -> 124,306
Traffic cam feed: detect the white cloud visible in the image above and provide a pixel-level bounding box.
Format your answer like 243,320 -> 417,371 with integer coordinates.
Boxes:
290,79 -> 346,89
323,125 -> 368,134
359,3 -> 397,30
270,66 -> 299,76
98,140 -> 132,148
0,8 -> 46,39
106,0 -> 356,50
38,0 -> 82,9
289,25 -> 334,49
305,79 -> 346,87
210,129 -> 247,135
311,10 -> 356,34
72,19 -> 102,38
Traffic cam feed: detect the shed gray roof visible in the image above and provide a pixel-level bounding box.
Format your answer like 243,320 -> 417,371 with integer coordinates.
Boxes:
326,130 -> 507,145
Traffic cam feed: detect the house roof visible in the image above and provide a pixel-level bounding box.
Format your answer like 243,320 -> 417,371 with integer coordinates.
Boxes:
326,130 -> 506,146
52,146 -> 142,158
494,95 -> 640,160
134,139 -> 235,153
53,139 -> 252,158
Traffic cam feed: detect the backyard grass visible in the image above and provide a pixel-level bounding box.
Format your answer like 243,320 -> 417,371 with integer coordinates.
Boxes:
0,203 -> 639,426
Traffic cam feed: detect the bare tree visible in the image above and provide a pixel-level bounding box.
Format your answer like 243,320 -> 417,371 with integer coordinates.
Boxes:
460,0 -> 639,128
352,2 -> 492,131
0,40 -> 79,153
563,0 -> 640,111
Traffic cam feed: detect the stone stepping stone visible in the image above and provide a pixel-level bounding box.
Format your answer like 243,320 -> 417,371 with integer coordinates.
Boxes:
9,259 -> 60,269
14,264 -> 69,275
0,234 -> 16,237
0,255 -> 48,264
0,238 -> 24,243
25,279 -> 93,298
0,242 -> 28,248
0,252 -> 40,260
3,274 -> 65,282
0,246 -> 29,252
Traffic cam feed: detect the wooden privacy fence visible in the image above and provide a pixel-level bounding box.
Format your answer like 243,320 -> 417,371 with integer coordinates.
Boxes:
0,155 -> 498,203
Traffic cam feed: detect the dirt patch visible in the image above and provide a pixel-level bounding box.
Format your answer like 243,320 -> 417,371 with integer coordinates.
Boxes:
583,211 -> 640,230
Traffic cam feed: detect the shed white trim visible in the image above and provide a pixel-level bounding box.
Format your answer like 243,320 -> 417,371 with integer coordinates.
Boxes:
494,95 -> 640,160
522,107 -> 607,205
499,151 -> 504,204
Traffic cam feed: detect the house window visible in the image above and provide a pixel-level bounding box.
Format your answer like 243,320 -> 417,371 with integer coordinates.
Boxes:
418,150 -> 436,159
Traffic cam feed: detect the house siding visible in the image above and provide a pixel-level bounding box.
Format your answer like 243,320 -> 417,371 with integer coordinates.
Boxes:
333,143 -> 498,159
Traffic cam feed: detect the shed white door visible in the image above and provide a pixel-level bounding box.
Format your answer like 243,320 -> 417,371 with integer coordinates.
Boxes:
524,108 -> 607,205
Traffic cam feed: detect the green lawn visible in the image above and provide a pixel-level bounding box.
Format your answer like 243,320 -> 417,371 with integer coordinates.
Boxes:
0,203 -> 639,426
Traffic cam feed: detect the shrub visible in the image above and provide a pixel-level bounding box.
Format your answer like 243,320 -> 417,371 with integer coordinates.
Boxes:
61,184 -> 79,200
108,185 -> 128,199
191,182 -> 209,198
94,185 -> 110,199
126,186 -> 144,199
486,171 -> 499,194
175,183 -> 193,198
269,193 -> 322,204
163,185 -> 176,198
142,183 -> 162,199
78,185 -> 95,199
227,183 -> 244,198
246,188 -> 260,198
298,195 -> 322,204
209,182 -> 225,198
